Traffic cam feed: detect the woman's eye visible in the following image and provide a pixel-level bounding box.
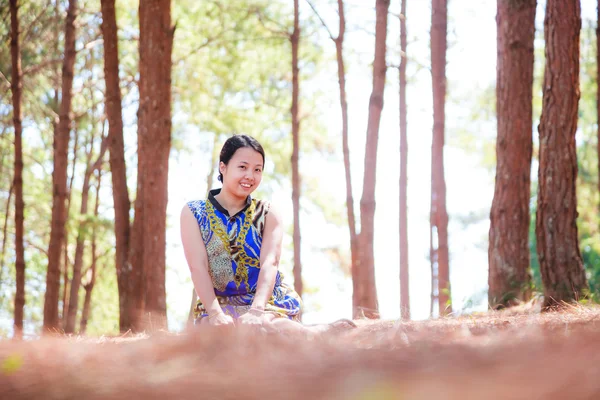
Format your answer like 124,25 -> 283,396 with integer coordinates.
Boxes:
239,166 -> 246,169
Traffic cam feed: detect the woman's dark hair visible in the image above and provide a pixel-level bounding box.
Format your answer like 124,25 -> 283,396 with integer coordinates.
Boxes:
218,134 -> 265,182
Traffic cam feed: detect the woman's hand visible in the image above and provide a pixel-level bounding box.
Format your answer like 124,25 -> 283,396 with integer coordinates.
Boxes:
207,312 -> 234,326
238,308 -> 268,326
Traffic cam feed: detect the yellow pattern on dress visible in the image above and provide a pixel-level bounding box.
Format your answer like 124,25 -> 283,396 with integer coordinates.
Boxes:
205,199 -> 258,290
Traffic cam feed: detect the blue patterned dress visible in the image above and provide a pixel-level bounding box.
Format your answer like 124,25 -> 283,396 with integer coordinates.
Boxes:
187,189 -> 302,323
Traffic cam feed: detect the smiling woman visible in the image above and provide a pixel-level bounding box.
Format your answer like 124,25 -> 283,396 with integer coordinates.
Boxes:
180,134 -> 356,333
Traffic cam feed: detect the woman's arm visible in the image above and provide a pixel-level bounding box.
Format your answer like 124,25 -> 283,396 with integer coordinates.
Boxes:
251,203 -> 284,310
180,205 -> 227,320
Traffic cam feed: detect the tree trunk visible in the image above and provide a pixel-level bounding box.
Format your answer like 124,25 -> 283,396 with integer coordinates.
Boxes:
129,179 -> 144,332
488,0 -> 536,309
0,184 -> 13,312
291,0 -> 303,298
429,223 -> 435,316
61,125 -> 79,329
100,0 -> 133,333
328,0 -> 360,319
138,0 -> 174,331
65,133 -> 107,334
399,0 -> 410,320
44,0 -> 78,333
10,0 -> 26,339
536,0 -> 587,308
80,171 -> 102,335
358,0 -> 389,319
430,0 -> 450,317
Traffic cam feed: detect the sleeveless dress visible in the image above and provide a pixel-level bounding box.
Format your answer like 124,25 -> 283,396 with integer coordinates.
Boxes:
187,189 -> 302,323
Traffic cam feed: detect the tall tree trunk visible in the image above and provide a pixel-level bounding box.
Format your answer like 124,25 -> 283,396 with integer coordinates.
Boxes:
0,184 -> 13,311
44,0 -> 78,333
291,0 -> 303,298
399,0 -> 410,320
138,0 -> 174,331
536,0 -> 587,308
80,171 -> 102,335
101,0 -> 133,332
61,125 -> 79,329
65,132 -> 107,334
488,0 -> 536,309
430,0 -> 450,316
0,127 -> 8,185
328,0 -> 360,319
10,0 -> 26,339
129,177 -> 144,332
100,0 -> 133,333
358,0 -> 389,319
429,224 -> 435,316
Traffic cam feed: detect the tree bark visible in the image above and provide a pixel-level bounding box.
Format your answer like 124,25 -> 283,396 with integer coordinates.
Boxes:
138,0 -> 174,331
328,0 -> 360,318
291,0 -> 303,298
399,0 -> 410,320
488,0 -> 536,309
430,0 -> 450,317
10,0 -> 26,339
61,124 -> 79,329
536,0 -> 587,308
0,184 -> 13,312
100,0 -> 133,333
79,171 -> 102,335
358,0 -> 389,319
65,131 -> 107,334
44,0 -> 78,333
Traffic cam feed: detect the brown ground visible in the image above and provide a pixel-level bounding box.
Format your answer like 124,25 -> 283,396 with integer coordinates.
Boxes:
2,304 -> 600,399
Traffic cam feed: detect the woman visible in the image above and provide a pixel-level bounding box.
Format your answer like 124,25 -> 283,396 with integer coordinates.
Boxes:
181,134 -> 354,332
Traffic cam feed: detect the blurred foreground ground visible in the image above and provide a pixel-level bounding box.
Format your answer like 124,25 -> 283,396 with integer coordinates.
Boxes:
2,303 -> 600,399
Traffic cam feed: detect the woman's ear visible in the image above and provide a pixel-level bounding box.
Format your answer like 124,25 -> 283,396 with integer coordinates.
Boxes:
219,161 -> 226,177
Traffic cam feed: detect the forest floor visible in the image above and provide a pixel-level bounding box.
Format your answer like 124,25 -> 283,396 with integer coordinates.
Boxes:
2,302 -> 600,399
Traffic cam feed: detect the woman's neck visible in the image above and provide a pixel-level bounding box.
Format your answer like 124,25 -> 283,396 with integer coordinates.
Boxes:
215,187 -> 247,216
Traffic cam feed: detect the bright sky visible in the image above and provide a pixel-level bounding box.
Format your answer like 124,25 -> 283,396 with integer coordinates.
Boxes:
164,0 -> 598,330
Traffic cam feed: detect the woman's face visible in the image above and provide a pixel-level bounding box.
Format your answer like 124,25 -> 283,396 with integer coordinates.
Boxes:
220,147 -> 264,198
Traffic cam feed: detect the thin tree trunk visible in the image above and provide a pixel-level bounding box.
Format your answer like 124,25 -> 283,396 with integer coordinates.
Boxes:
291,0 -> 303,298
79,171 -> 102,334
0,183 -> 14,309
536,0 -> 587,308
430,0 -> 450,316
358,0 -> 389,319
139,0 -> 174,331
10,0 -> 26,339
0,127 -> 8,185
488,0 -> 536,309
44,0 -> 78,333
399,0 -> 410,320
429,229 -> 435,317
61,126 -> 79,329
129,179 -> 144,332
329,0 -> 360,319
65,129 -> 107,334
101,0 -> 133,333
